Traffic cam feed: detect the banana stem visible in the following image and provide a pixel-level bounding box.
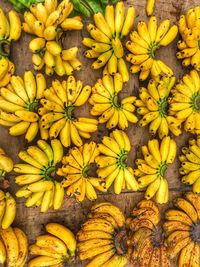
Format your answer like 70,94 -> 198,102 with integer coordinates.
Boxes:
148,42 -> 159,59
111,94 -> 120,109
82,165 -> 90,178
65,106 -> 75,121
42,165 -> 56,180
0,40 -> 10,58
157,163 -> 168,177
157,98 -> 168,117
27,99 -> 39,112
191,93 -> 200,112
117,152 -> 128,169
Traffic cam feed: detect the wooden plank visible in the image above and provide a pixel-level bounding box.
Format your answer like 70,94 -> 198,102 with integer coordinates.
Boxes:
0,0 -> 199,266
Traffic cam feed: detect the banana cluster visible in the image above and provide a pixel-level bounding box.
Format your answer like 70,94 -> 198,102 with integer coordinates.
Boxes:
29,223 -> 76,266
0,190 -> 16,229
14,139 -> 65,212
77,202 -> 128,267
135,75 -> 182,138
58,141 -> 106,202
169,69 -> 200,134
126,16 -> 178,80
39,75 -> 98,147
0,226 -> 28,266
164,192 -> 200,266
0,9 -> 21,87
23,0 -> 83,76
126,199 -> 170,266
89,73 -> 138,129
179,137 -> 200,193
83,2 -> 135,82
177,6 -> 200,70
0,71 -> 47,142
96,129 -> 139,194
0,148 -> 13,178
134,136 -> 176,204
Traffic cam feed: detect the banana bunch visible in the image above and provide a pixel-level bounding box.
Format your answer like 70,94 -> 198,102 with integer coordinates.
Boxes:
58,141 -> 107,202
89,73 -> 138,129
0,190 -> 16,229
0,226 -> 28,266
126,199 -> 170,266
135,75 -> 182,139
83,1 -> 136,82
0,147 -> 13,178
23,0 -> 83,76
14,139 -> 65,212
29,222 -> 76,266
0,9 -> 21,87
176,6 -> 200,70
179,137 -> 200,193
169,69 -> 200,134
40,75 -> 98,147
0,71 -> 47,142
134,136 -> 176,204
126,16 -> 178,80
96,129 -> 139,194
164,192 -> 200,266
77,202 -> 128,267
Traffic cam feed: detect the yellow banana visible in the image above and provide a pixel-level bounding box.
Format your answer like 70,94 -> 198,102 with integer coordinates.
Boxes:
46,223 -> 76,255
14,227 -> 28,267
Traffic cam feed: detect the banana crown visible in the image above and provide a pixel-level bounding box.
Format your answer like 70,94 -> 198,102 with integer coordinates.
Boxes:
77,202 -> 127,265
126,199 -> 170,266
134,136 -> 176,204
169,70 -> 200,134
39,75 -> 98,147
126,15 -> 177,80
29,222 -> 76,265
179,137 -> 200,193
83,2 -> 135,81
164,192 -> 200,262
96,129 -> 139,194
14,139 -> 65,212
90,73 -> 138,130
60,141 -> 106,202
23,0 -> 83,76
177,6 -> 200,71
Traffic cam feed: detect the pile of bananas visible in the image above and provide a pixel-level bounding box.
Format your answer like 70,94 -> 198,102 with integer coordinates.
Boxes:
58,141 -> 107,201
126,16 -> 178,80
169,69 -> 200,134
0,71 -> 47,142
0,190 -> 16,229
14,139 -> 64,212
83,1 -> 135,82
134,136 -> 176,204
126,199 -> 170,266
0,147 -> 13,178
23,0 -> 83,76
0,9 -> 21,87
0,226 -> 28,266
77,202 -> 128,267
164,192 -> 200,266
29,223 -> 76,266
179,137 -> 200,193
96,129 -> 139,194
89,73 -> 138,129
177,6 -> 200,70
39,75 -> 98,147
135,75 -> 182,138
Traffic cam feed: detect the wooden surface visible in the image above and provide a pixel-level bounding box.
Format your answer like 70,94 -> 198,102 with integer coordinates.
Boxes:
0,0 -> 199,266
